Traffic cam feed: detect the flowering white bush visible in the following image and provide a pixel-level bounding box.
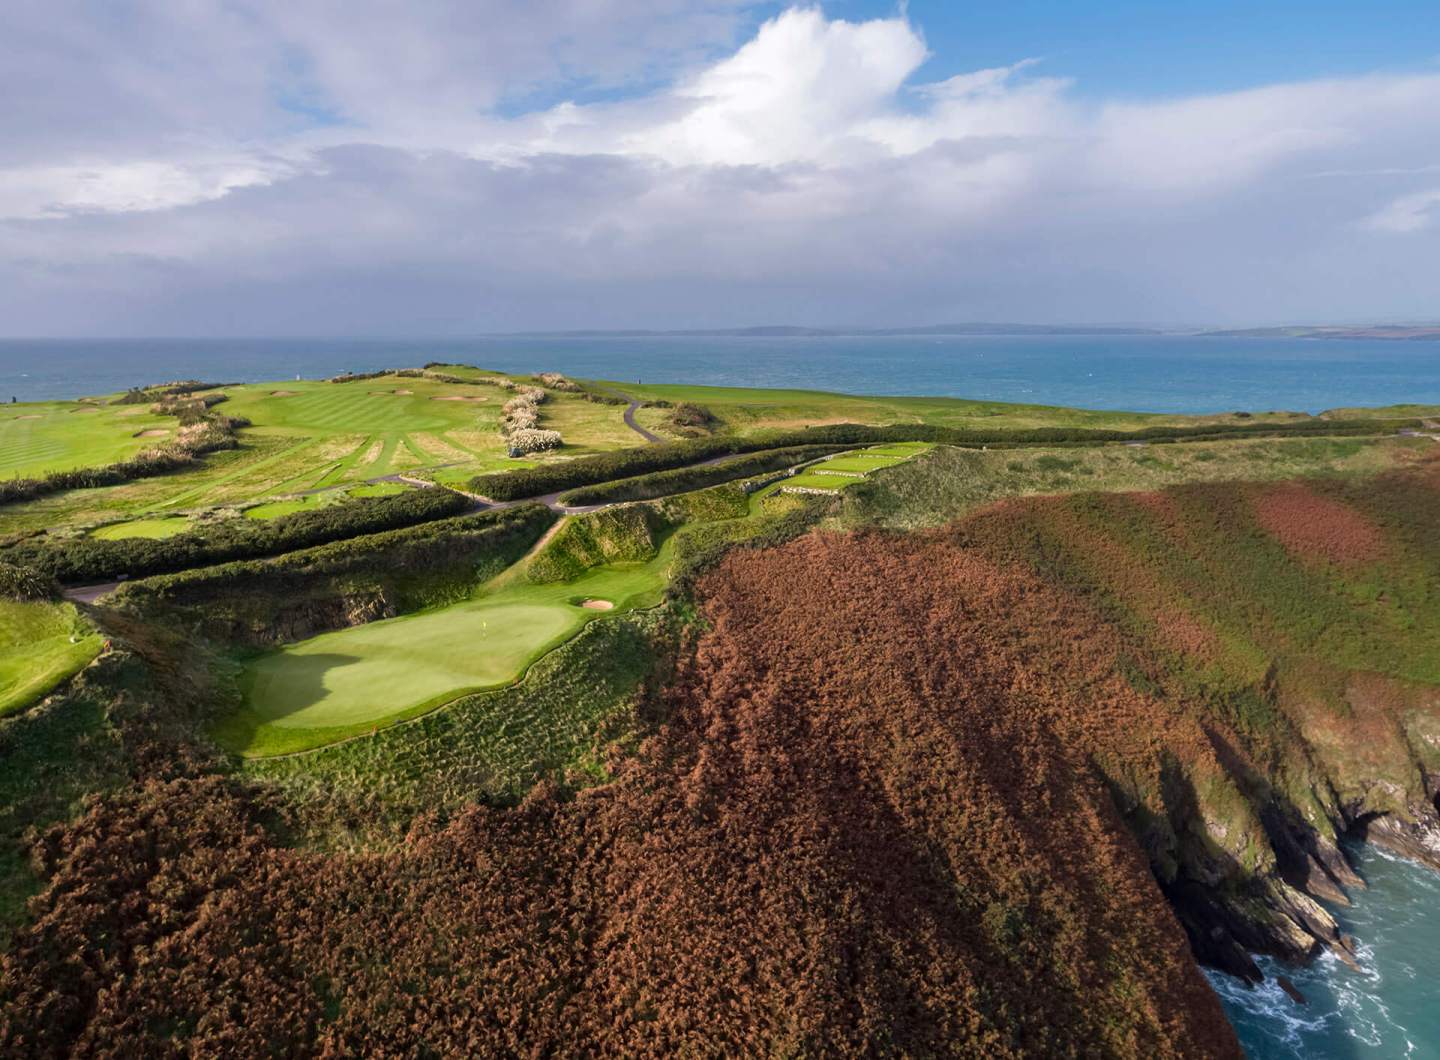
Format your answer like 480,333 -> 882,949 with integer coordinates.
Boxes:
507,428 -> 563,454
537,372 -> 580,391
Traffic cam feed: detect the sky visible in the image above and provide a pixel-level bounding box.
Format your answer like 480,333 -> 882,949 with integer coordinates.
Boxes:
1,0 -> 1438,335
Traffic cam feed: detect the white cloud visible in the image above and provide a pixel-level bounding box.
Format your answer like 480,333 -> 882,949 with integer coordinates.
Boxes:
1363,187 -> 1440,233
1,3 -> 1439,333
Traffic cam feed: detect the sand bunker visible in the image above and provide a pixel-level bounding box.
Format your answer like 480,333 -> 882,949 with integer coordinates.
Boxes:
14,414 -> 42,420
135,429 -> 169,438
431,394 -> 487,402
270,390 -> 298,397
580,599 -> 614,611
393,388 -> 413,395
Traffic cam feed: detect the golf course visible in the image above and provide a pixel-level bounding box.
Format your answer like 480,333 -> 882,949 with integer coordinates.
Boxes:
1,362 -> 1432,760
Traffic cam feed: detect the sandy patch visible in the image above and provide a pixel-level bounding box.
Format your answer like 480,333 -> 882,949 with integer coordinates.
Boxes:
70,407 -> 100,413
393,389 -> 413,395
431,394 -> 487,402
580,599 -> 614,611
14,414 -> 42,420
269,390 -> 298,397
134,428 -> 169,438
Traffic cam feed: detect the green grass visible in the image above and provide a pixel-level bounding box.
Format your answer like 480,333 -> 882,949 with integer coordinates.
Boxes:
0,400 -> 175,479
244,496 -> 331,520
597,380 -> 1310,434
762,443 -> 932,496
222,526 -> 678,757
3,375 -> 642,534
347,481 -> 411,498
243,613 -> 659,821
90,516 -> 192,540
0,600 -> 102,717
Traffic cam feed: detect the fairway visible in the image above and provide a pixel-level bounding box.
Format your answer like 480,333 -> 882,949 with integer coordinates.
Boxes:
0,401 -> 175,479
91,516 -> 191,539
769,443 -> 933,495
0,600 -> 102,718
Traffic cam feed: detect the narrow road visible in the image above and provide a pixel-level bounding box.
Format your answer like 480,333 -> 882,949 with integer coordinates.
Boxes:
597,386 -> 663,443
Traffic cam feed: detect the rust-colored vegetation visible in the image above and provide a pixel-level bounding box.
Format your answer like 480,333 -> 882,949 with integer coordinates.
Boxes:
1252,482 -> 1384,566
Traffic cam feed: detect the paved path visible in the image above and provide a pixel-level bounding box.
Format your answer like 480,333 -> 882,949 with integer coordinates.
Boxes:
597,386 -> 663,443
63,581 -> 126,605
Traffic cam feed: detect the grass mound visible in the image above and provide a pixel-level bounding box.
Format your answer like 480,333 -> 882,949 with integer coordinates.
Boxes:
0,600 -> 102,718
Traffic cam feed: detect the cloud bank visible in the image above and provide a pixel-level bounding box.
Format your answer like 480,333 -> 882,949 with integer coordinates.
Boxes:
1,3 -> 1438,333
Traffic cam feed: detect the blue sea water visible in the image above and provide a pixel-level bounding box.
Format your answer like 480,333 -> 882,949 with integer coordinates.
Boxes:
0,334 -> 1438,412
1209,845 -> 1440,1059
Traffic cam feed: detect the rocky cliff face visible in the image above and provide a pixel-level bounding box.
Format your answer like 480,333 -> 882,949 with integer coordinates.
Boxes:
937,464 -> 1440,982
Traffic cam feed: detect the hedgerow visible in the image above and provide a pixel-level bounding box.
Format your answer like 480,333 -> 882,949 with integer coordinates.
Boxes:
557,445 -> 847,505
112,503 -> 555,646
474,417 -> 1412,501
4,486 -> 471,584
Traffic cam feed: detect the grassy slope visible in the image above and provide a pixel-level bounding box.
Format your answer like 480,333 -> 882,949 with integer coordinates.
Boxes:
605,379 -> 1312,434
844,435 -> 1426,529
0,600 -> 102,718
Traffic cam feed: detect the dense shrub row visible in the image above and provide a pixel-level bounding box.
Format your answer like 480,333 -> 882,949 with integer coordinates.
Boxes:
0,412 -> 248,508
557,444 -> 847,505
110,380 -> 224,405
472,417 -> 1415,501
113,503 -> 554,646
5,486 -> 471,584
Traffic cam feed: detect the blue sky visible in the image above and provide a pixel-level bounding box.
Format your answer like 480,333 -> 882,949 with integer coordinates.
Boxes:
828,0 -> 1440,97
1,2 -> 1438,334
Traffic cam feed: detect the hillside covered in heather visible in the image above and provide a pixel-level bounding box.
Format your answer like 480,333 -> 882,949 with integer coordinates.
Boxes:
3,445 -> 1439,1055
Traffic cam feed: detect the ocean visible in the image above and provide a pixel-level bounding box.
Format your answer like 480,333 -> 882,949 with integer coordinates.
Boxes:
3,332 -> 1438,1057
1,334 -> 1438,412
1209,844 -> 1440,1059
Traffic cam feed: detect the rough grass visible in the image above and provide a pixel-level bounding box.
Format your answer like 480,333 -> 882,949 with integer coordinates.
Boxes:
0,600 -> 102,718
845,435 -> 1425,530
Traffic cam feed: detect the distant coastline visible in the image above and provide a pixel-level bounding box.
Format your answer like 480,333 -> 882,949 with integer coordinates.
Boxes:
491,322 -> 1440,341
1200,325 -> 1440,341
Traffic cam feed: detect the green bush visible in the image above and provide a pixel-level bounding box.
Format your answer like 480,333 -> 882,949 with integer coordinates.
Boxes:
0,561 -> 57,602
6,486 -> 472,584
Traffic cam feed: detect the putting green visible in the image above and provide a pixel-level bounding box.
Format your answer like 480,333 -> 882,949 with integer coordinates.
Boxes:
0,600 -> 102,718
244,602 -> 578,730
229,537 -> 676,756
